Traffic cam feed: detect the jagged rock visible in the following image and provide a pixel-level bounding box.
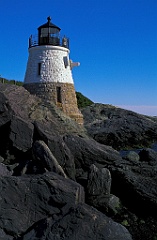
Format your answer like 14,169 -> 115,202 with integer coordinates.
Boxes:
81,103 -> 157,149
0,172 -> 84,238
63,134 -> 122,170
9,116 -> 34,152
32,140 -> 67,178
86,164 -> 121,215
0,172 -> 132,240
34,122 -> 76,179
63,134 -> 123,185
0,83 -> 35,122
0,84 -> 122,179
104,194 -> 121,215
87,164 -> 111,196
47,135 -> 76,180
33,124 -> 122,181
17,203 -> 132,240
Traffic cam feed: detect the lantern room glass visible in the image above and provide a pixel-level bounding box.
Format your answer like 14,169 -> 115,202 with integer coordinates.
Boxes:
38,17 -> 60,45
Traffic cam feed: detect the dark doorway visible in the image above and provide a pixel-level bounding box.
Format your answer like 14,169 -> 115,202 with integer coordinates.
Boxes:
56,86 -> 62,103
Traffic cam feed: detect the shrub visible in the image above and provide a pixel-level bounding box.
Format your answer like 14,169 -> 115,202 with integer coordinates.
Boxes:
76,92 -> 94,109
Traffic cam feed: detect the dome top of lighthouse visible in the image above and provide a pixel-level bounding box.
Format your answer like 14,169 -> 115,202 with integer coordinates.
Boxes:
38,16 -> 61,33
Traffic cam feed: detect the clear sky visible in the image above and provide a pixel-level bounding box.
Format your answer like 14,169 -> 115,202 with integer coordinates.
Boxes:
0,0 -> 157,116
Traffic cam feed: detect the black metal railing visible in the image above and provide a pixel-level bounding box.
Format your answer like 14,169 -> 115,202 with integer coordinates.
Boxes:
29,34 -> 69,49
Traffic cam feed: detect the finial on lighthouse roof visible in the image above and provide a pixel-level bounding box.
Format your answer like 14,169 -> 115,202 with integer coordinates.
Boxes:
37,16 -> 61,32
47,16 -> 51,23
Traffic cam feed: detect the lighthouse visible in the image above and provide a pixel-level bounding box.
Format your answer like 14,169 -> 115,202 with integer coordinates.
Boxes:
24,17 -> 83,124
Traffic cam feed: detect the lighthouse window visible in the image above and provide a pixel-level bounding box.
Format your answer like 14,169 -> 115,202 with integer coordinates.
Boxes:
38,63 -> 41,75
63,56 -> 69,68
56,87 -> 62,103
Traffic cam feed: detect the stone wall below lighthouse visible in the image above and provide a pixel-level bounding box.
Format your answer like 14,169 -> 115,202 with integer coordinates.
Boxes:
24,82 -> 84,125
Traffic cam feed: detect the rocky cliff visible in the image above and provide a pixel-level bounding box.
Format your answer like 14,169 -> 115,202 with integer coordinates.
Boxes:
0,83 -> 157,240
81,103 -> 157,150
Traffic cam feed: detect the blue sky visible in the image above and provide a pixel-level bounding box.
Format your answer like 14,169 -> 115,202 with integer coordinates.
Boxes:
0,0 -> 157,116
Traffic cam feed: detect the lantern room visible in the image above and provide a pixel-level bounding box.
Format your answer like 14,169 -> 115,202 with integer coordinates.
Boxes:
29,16 -> 69,48
38,16 -> 61,45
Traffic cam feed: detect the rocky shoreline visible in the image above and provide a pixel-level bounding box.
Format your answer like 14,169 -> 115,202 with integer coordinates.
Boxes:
0,83 -> 157,240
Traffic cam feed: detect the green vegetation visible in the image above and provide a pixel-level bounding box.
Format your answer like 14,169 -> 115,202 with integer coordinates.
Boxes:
0,77 -> 23,86
121,219 -> 130,227
76,92 -> 94,109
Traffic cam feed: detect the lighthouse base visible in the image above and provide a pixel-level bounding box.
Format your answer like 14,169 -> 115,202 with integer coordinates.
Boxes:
23,82 -> 84,125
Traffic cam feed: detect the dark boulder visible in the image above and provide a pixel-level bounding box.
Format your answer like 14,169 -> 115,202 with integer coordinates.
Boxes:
139,148 -> 157,165
108,155 -> 157,216
9,116 -> 34,152
86,164 -> 121,215
0,172 -> 84,238
0,84 -> 35,161
87,164 -> 111,196
123,151 -> 140,163
0,83 -> 37,122
16,204 -> 132,240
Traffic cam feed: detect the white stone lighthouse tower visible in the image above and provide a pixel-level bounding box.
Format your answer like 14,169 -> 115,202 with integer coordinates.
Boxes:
24,16 -> 83,124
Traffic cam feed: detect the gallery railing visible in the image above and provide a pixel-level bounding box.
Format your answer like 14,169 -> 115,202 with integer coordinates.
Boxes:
29,35 -> 69,49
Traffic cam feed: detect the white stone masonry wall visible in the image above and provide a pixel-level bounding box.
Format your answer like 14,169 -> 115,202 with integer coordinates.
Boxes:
24,45 -> 74,84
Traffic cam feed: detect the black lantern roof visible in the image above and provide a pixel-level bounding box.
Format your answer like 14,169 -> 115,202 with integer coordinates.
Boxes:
38,16 -> 61,32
